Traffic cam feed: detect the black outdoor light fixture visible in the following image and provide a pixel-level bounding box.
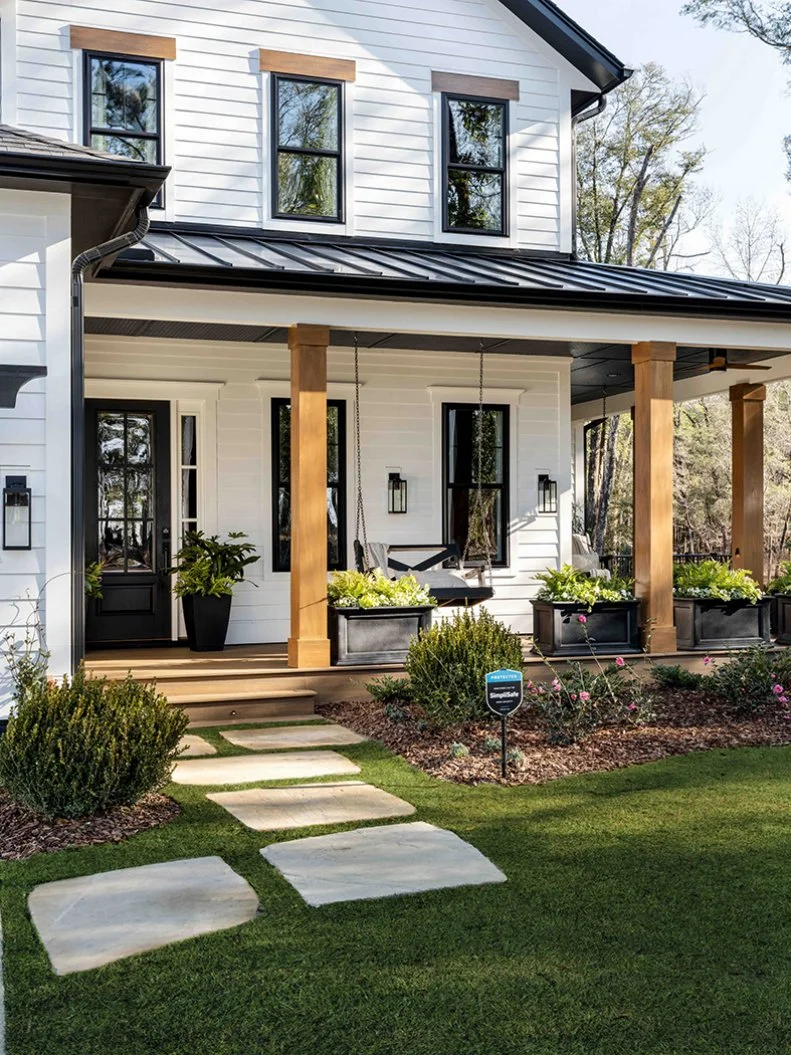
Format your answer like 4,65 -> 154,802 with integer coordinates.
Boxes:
388,471 -> 408,514
537,474 -> 558,515
3,476 -> 32,550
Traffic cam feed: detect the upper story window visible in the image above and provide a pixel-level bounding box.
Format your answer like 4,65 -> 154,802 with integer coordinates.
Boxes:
85,53 -> 162,166
442,95 -> 507,235
272,75 -> 343,222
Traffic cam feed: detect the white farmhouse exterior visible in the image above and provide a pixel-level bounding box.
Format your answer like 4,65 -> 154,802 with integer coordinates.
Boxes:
0,0 -> 789,707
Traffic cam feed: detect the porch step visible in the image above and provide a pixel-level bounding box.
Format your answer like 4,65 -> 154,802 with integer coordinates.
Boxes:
174,689 -> 317,727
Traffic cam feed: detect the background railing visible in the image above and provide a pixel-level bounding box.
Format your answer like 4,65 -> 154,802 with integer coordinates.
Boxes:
600,552 -> 732,579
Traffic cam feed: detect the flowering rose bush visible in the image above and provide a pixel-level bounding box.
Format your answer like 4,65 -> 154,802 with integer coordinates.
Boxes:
529,616 -> 654,744
705,645 -> 791,717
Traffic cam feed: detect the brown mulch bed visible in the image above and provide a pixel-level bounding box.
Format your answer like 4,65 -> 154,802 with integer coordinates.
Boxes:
319,690 -> 791,785
0,791 -> 181,862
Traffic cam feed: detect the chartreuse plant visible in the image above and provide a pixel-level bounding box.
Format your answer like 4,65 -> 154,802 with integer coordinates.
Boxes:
0,668 -> 187,818
171,530 -> 259,598
766,561 -> 791,595
535,564 -> 635,609
673,560 -> 762,603
328,569 -> 434,609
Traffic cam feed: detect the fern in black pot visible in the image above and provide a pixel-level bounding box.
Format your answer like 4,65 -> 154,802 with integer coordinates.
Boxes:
171,531 -> 259,652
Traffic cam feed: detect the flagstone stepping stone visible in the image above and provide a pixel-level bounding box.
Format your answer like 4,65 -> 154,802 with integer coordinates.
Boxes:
208,781 -> 415,831
261,821 -> 507,906
28,856 -> 259,976
171,750 -> 360,786
220,724 -> 366,751
179,734 -> 217,758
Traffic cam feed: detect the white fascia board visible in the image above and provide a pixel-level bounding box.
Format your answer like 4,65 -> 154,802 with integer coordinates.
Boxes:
86,282 -> 791,354
571,351 -> 791,421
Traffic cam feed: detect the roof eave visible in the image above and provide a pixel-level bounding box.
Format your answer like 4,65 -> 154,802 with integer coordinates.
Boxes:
0,151 -> 170,207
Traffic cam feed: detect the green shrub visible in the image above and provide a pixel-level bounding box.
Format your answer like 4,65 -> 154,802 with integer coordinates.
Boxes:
171,530 -> 259,598
766,561 -> 791,595
535,565 -> 634,608
706,646 -> 791,715
328,569 -> 434,609
653,664 -> 706,691
365,674 -> 414,704
483,737 -> 502,753
0,669 -> 187,818
673,560 -> 762,603
527,659 -> 654,745
449,742 -> 470,759
405,608 -> 523,726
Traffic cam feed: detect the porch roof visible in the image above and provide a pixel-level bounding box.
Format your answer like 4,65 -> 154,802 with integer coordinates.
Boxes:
107,224 -> 791,323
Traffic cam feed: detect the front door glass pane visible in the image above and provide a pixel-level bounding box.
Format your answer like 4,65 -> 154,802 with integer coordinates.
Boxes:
96,411 -> 155,572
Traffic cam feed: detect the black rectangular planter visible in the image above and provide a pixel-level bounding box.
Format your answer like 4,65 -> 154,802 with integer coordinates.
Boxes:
330,606 -> 433,666
182,593 -> 233,652
531,599 -> 641,656
673,597 -> 771,650
772,594 -> 791,645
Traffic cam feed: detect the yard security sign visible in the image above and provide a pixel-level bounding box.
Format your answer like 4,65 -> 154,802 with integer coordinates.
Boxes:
485,669 -> 524,776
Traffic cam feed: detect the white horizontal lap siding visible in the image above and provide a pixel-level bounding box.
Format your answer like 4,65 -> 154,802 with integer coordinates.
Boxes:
0,191 -> 71,713
18,0 -> 568,245
86,333 -> 569,640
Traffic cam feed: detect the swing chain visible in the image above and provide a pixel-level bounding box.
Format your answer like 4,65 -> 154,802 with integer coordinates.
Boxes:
354,332 -> 369,560
462,339 -> 493,574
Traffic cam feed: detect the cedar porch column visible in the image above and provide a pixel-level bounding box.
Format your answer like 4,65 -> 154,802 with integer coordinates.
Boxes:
288,324 -> 331,668
632,341 -> 677,653
730,382 -> 766,585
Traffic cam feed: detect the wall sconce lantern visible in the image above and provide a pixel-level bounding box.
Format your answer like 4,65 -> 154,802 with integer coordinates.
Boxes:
3,476 -> 32,550
388,471 -> 408,514
537,474 -> 558,515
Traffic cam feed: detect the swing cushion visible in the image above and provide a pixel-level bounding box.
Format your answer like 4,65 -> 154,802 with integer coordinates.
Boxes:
411,569 -> 470,591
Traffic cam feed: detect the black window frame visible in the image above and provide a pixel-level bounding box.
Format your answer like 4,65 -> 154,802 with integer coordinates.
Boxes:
442,402 -> 510,568
271,397 -> 347,573
441,92 -> 508,236
83,49 -> 164,207
271,73 -> 345,224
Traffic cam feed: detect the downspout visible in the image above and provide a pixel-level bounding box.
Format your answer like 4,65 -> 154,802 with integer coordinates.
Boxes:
570,94 -> 606,259
71,205 -> 151,669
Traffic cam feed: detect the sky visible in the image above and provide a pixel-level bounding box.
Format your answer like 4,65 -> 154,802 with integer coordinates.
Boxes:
560,0 -> 791,256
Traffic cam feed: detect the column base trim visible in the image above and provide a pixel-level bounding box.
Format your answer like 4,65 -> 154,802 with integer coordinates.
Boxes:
643,624 -> 677,654
288,637 -> 331,669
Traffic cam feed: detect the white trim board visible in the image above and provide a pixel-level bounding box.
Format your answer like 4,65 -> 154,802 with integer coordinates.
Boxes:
427,385 -> 526,402
85,380 -> 224,399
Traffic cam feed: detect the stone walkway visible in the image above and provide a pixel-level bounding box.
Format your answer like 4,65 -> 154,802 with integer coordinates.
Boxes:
27,717 -> 507,975
208,781 -> 415,831
29,857 -> 259,975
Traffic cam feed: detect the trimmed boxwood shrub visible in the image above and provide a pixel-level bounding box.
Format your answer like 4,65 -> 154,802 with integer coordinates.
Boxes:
0,668 -> 187,818
405,608 -> 523,726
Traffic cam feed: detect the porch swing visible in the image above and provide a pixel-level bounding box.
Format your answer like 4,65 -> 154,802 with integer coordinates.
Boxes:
352,335 -> 495,608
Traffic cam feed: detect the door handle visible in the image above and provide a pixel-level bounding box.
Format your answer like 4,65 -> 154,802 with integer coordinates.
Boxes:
161,527 -> 171,575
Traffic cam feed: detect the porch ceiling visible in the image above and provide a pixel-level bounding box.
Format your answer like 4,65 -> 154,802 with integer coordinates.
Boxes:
84,315 -> 788,405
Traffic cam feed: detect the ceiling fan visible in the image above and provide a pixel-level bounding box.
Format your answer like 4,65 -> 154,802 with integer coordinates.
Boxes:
705,349 -> 772,373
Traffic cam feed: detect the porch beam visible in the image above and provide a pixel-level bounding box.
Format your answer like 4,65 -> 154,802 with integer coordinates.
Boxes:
730,382 -> 766,584
288,324 -> 331,669
632,341 -> 677,653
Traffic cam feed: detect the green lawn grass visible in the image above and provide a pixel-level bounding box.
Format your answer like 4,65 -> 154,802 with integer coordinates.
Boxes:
3,733 -> 791,1055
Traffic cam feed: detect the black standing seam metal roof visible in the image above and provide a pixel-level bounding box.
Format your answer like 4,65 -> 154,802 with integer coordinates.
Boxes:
108,226 -> 791,322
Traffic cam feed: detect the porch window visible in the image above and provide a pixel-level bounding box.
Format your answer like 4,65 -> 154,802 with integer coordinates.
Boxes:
272,398 -> 346,571
443,403 -> 509,566
272,75 -> 343,221
442,95 -> 507,234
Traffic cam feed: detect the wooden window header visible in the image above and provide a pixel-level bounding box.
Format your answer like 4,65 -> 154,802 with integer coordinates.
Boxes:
70,25 -> 176,61
431,70 -> 519,101
259,49 -> 356,82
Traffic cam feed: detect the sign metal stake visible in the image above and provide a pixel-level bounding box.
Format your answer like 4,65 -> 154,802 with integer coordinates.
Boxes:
485,668 -> 524,780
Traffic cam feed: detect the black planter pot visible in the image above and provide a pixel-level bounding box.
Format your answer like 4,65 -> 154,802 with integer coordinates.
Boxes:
673,597 -> 771,651
182,593 -> 233,652
330,606 -> 433,666
0,716 -> 7,738
771,594 -> 791,645
531,599 -> 641,656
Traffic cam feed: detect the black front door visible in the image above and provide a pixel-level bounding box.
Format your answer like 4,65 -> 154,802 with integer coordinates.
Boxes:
86,400 -> 172,645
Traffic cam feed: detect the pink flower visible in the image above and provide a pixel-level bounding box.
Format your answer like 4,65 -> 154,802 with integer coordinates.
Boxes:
773,684 -> 784,696
570,693 -> 577,701
578,614 -> 587,624
579,691 -> 590,702
615,657 -> 625,669
781,696 -> 789,705
538,686 -> 545,694
551,678 -> 561,691
627,703 -> 638,712
704,656 -> 711,665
